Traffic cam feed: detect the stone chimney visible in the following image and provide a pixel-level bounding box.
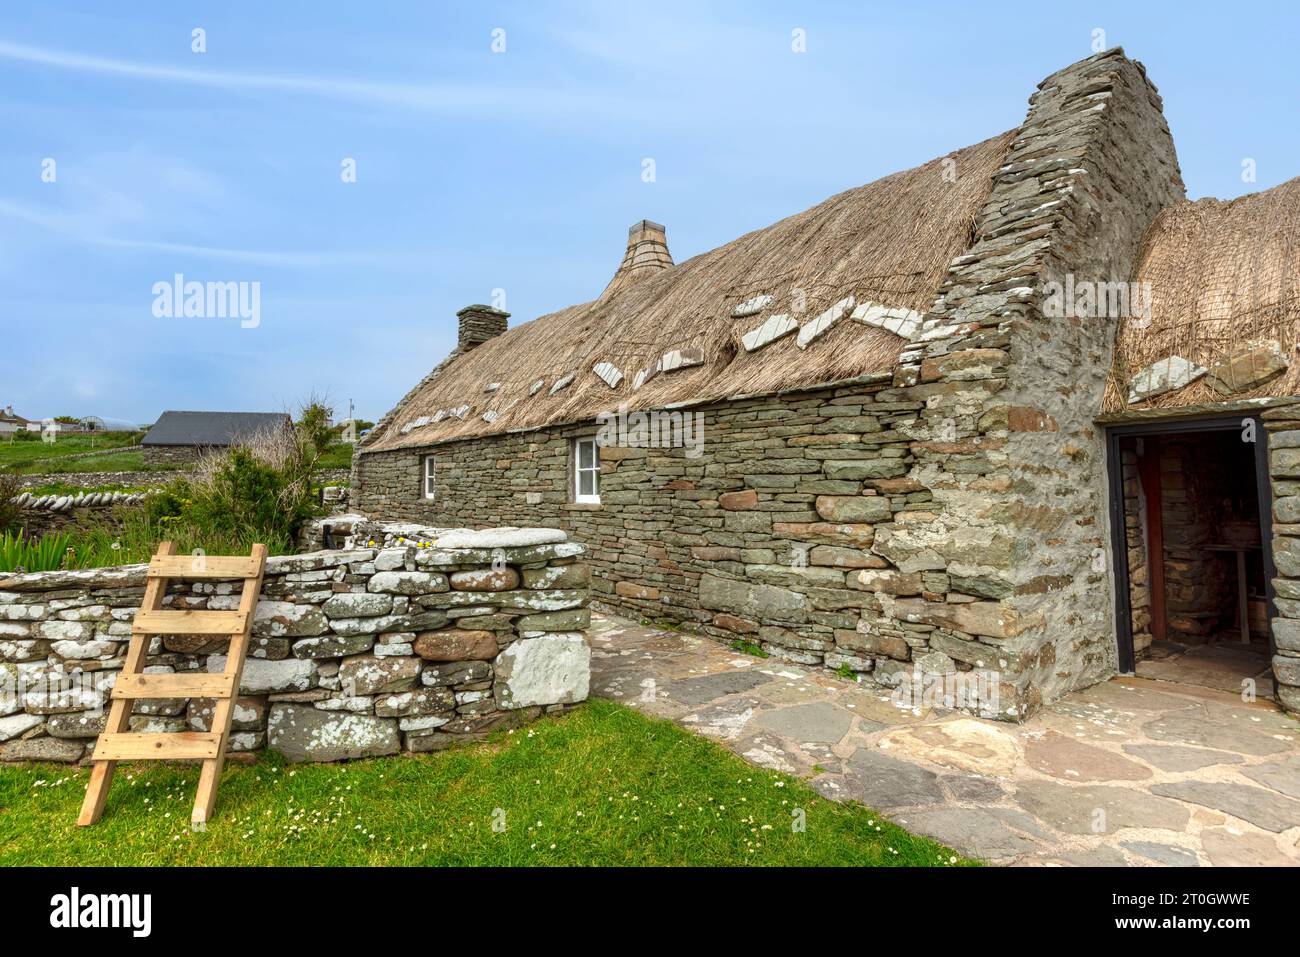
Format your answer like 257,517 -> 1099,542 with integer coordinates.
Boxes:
456,304 -> 509,352
600,220 -> 673,300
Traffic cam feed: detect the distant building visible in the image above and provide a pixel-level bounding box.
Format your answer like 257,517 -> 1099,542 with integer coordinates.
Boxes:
142,410 -> 293,466
0,405 -> 33,435
80,415 -> 139,432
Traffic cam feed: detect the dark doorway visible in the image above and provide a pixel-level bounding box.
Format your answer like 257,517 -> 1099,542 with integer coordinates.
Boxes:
1107,416 -> 1277,698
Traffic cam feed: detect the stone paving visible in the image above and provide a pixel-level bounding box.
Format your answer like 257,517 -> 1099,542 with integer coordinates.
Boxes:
589,611 -> 1300,865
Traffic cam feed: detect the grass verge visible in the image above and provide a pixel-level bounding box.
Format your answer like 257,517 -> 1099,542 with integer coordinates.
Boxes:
0,699 -> 968,867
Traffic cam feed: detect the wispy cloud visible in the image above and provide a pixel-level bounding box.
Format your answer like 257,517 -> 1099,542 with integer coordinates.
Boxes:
0,39 -> 620,116
0,197 -> 429,268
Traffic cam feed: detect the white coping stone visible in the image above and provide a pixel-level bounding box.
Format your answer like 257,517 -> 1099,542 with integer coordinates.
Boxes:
549,373 -> 575,395
740,313 -> 798,352
529,379 -> 546,396
432,409 -> 446,422
413,415 -> 430,428
484,382 -> 500,393
731,294 -> 773,318
632,369 -> 648,391
449,405 -> 470,419
592,361 -> 624,388
850,301 -> 923,340
482,410 -> 498,423
1127,356 -> 1207,403
796,295 -> 856,349
433,527 -> 568,549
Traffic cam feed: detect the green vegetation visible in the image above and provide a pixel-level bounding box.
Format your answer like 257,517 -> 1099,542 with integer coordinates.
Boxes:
835,663 -> 859,681
0,700 -> 967,866
0,403 -> 336,572
730,639 -> 769,658
0,473 -> 21,535
10,450 -> 151,475
63,504 -> 296,570
0,529 -> 73,572
314,442 -> 355,470
0,431 -> 144,473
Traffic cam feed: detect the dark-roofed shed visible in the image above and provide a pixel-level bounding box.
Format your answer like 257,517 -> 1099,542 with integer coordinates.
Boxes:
142,410 -> 292,465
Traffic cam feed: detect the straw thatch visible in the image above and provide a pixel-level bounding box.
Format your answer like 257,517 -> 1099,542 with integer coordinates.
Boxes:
1105,176 -> 1300,412
367,131 -> 1016,452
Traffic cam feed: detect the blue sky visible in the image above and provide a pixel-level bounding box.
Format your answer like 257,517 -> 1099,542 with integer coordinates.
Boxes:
2,1 -> 1296,425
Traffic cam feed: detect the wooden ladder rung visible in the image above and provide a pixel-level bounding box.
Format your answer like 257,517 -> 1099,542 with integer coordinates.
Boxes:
132,610 -> 249,636
93,732 -> 223,761
147,555 -> 263,579
112,672 -> 237,700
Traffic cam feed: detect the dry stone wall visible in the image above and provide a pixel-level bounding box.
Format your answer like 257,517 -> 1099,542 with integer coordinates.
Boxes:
1264,401 -> 1300,712
142,445 -> 207,467
354,376 -> 994,690
0,523 -> 590,763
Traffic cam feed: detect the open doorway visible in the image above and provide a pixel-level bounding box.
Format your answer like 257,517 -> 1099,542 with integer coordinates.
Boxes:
1107,416 -> 1277,698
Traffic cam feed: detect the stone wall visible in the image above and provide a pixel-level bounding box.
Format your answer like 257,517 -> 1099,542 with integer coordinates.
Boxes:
354,376 -> 1005,685
1263,402 -> 1300,711
1118,440 -> 1154,656
0,524 -> 591,763
142,446 -> 205,467
16,471 -> 167,491
10,490 -> 148,538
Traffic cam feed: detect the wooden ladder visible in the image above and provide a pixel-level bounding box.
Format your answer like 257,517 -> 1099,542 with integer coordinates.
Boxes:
78,541 -> 268,827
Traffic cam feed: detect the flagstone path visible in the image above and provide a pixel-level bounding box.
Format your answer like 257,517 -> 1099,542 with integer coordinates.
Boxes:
588,611 -> 1300,866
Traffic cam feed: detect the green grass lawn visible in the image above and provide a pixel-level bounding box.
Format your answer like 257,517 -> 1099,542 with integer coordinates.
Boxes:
8,450 -> 152,475
0,432 -> 139,467
314,442 -> 355,471
0,699 -> 967,866
0,432 -> 166,476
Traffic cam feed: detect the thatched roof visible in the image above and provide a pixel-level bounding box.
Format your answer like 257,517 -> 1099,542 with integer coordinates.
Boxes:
366,131 -> 1016,452
1106,176 -> 1300,412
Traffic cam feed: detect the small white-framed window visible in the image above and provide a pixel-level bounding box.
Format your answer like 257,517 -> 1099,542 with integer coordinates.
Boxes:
573,437 -> 600,504
422,455 -> 437,501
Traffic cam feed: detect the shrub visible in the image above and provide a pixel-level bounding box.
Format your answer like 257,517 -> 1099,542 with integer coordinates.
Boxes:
55,400 -> 331,569
187,446 -> 313,544
0,473 -> 23,535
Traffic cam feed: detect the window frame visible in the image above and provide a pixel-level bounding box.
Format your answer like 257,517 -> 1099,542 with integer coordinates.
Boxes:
573,437 -> 601,504
422,455 -> 437,501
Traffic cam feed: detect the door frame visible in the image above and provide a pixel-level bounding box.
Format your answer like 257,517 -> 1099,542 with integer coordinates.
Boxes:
1104,412 -> 1276,675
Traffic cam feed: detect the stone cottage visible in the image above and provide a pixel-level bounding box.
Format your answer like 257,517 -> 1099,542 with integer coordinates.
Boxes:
354,48 -> 1299,720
